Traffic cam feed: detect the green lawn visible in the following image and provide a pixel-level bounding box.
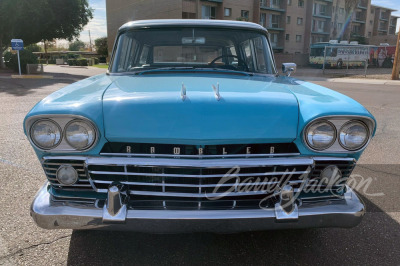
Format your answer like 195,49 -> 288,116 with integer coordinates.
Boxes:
92,64 -> 109,69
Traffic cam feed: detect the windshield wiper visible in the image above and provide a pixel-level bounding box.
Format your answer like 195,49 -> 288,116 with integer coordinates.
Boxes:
134,67 -> 195,75
134,66 -> 252,76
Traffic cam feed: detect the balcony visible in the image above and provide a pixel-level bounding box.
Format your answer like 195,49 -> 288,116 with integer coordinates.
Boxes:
353,19 -> 365,24
260,5 -> 285,12
311,31 -> 330,35
313,13 -> 331,19
266,25 -> 285,31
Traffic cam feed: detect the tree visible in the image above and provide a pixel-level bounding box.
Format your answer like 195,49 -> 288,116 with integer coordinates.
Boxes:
342,0 -> 359,41
69,40 -> 86,51
94,37 -> 108,58
0,0 -> 93,68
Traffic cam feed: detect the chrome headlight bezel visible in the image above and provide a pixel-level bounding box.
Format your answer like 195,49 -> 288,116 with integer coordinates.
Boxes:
64,119 -> 97,151
304,120 -> 337,151
26,115 -> 99,152
29,119 -> 62,150
338,120 -> 370,151
303,116 -> 375,153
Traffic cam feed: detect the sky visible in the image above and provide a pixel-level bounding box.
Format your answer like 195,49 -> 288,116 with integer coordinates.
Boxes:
371,0 -> 400,31
73,0 -> 400,45
78,0 -> 107,44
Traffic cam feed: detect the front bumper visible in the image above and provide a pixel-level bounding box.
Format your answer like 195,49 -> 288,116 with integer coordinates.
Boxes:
31,183 -> 365,233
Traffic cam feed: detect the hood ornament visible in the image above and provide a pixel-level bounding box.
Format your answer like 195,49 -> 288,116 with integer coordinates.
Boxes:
181,82 -> 187,101
212,83 -> 221,101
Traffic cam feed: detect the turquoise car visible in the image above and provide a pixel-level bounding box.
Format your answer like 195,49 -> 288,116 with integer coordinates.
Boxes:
25,20 -> 375,232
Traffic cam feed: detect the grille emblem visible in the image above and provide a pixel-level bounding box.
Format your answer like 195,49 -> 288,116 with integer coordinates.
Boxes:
173,147 -> 181,155
126,146 -> 131,153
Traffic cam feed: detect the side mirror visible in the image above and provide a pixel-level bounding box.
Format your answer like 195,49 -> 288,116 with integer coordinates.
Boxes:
282,63 -> 297,77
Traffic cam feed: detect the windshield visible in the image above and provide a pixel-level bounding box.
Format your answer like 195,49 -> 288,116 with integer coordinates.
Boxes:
110,28 -> 275,74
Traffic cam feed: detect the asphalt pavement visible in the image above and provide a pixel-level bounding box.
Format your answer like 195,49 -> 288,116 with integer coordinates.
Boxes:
0,65 -> 399,265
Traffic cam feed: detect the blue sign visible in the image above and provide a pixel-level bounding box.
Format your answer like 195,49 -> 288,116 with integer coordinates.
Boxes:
11,39 -> 24,51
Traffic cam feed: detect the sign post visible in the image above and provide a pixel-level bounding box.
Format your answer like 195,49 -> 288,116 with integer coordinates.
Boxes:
392,30 -> 400,80
11,39 -> 24,75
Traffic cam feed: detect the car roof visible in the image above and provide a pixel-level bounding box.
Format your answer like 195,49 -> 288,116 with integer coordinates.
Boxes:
119,19 -> 268,34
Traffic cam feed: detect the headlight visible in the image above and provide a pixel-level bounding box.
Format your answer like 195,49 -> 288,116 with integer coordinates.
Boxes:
339,121 -> 369,150
65,120 -> 96,150
305,120 -> 336,150
30,119 -> 62,149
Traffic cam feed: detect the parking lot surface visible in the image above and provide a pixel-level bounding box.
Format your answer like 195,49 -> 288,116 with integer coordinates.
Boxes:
0,66 -> 399,265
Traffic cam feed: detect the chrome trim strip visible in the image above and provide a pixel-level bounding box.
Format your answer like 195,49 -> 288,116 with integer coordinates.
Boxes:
92,179 -> 304,188
99,152 -> 301,158
129,190 -> 270,198
88,170 -> 310,178
85,157 -> 314,168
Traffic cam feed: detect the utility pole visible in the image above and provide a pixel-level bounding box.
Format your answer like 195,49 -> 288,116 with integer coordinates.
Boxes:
89,30 -> 93,52
392,29 -> 400,80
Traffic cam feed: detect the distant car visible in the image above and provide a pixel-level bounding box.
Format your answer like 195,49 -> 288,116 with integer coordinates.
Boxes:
26,20 -> 375,232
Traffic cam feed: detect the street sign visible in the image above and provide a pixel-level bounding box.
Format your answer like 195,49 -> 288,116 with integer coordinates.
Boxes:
11,39 -> 24,51
11,39 -> 23,75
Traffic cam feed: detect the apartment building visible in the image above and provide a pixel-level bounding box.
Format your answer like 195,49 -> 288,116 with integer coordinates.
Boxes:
106,0 -> 399,55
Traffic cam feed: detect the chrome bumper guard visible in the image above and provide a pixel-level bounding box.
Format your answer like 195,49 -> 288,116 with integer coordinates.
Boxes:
31,183 -> 365,232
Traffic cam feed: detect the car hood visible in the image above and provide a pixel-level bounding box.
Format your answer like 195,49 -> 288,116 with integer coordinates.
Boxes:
102,74 -> 299,144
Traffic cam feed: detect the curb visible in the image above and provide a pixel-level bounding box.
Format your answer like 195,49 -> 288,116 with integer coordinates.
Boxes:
300,77 -> 400,86
11,75 -> 53,79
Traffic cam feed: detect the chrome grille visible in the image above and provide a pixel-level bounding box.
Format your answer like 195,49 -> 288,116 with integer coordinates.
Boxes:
42,159 -> 91,190
42,156 -> 356,210
87,157 -> 313,198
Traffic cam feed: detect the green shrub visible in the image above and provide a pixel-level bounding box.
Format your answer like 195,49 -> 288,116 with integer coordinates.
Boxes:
38,59 -> 47,64
93,57 -> 99,65
67,59 -> 77,66
4,50 -> 38,73
99,56 -> 107,63
48,59 -> 56,64
76,58 -> 88,66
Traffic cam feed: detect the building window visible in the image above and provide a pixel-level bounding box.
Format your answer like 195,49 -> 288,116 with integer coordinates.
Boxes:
270,0 -> 280,8
371,9 -> 374,14
352,25 -> 361,34
339,8 -> 344,15
287,16 -> 291,24
260,13 -> 266,27
370,20 -> 373,25
314,3 -> 327,16
224,8 -> 231,17
313,20 -> 326,32
368,32 -> 372,37
338,23 -> 343,30
271,14 -> 280,28
298,0 -> 304,7
202,5 -> 216,19
297,17 -> 303,25
270,33 -> 278,47
241,10 -> 249,19
296,35 -> 302,42
182,12 -> 196,19
285,34 -> 290,40
287,0 -> 292,6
